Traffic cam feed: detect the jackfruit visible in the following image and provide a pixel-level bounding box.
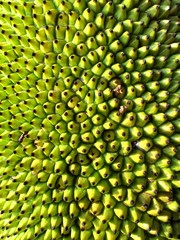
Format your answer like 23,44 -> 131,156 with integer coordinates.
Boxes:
0,0 -> 180,239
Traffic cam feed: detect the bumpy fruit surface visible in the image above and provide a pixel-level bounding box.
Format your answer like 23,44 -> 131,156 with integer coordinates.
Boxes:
0,0 -> 180,239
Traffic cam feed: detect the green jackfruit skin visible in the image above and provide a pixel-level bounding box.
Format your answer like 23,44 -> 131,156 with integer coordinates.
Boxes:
0,0 -> 180,239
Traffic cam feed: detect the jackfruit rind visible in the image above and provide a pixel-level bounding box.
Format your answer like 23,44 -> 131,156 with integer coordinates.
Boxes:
0,0 -> 180,239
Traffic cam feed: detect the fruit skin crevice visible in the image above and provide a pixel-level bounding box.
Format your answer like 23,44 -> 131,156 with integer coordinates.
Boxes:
0,0 -> 179,239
